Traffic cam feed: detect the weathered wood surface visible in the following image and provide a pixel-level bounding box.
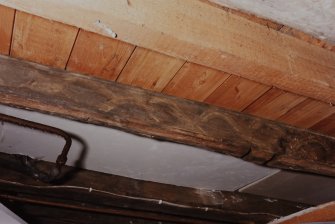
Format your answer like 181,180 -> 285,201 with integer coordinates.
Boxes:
0,152 -> 308,223
0,55 -> 335,177
1,0 -> 335,103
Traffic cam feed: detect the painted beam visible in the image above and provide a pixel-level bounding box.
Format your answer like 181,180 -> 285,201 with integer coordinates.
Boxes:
0,152 -> 308,223
0,0 -> 334,103
0,55 -> 335,177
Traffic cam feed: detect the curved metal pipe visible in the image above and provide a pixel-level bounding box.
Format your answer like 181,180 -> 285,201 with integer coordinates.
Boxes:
0,113 -> 72,182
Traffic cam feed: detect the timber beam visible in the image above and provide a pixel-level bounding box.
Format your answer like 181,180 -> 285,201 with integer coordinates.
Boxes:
0,55 -> 335,177
0,152 -> 309,223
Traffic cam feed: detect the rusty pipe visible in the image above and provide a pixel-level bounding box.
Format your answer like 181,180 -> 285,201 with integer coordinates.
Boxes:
0,113 -> 72,182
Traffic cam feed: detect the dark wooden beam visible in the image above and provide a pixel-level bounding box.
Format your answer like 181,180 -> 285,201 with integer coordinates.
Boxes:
0,152 -> 308,224
0,55 -> 335,177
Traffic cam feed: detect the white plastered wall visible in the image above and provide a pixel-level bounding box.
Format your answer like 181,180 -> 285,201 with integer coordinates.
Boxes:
0,104 -> 277,190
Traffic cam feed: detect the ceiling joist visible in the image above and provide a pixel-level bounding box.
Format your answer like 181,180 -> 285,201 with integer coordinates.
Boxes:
0,152 -> 308,223
1,0 -> 334,103
0,55 -> 335,177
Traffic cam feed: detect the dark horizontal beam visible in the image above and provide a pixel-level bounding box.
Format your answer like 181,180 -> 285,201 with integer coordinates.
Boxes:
0,152 -> 308,223
0,55 -> 335,177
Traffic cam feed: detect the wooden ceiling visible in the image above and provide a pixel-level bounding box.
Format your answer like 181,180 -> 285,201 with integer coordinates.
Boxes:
0,2 -> 335,223
0,3 -> 334,139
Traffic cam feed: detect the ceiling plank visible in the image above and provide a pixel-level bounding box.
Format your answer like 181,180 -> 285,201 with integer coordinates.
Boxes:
163,62 -> 230,101
1,55 -> 335,177
0,152 -> 309,224
205,75 -> 271,111
0,5 -> 14,55
11,11 -> 78,69
66,29 -> 135,81
117,47 -> 185,92
311,113 -> 335,137
278,98 -> 335,129
243,88 -> 306,120
1,0 -> 334,103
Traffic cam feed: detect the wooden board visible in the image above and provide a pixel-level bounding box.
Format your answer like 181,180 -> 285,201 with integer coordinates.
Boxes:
11,11 -> 78,69
0,5 -> 15,55
311,113 -> 335,137
244,88 -> 306,120
67,29 -> 135,81
117,47 -> 185,92
1,55 -> 335,177
270,201 -> 335,224
163,62 -> 230,101
205,75 -> 271,111
278,98 -> 335,128
1,0 -> 335,103
0,152 -> 309,224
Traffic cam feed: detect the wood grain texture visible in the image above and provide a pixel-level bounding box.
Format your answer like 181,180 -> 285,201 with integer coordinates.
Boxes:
311,113 -> 335,137
11,11 -> 78,69
117,47 -> 185,92
1,0 -> 335,103
205,76 -> 271,111
1,55 -> 335,177
0,152 -> 308,224
66,29 -> 135,81
244,88 -> 306,120
0,5 -> 15,55
163,62 -> 230,101
278,99 -> 335,128
270,201 -> 335,224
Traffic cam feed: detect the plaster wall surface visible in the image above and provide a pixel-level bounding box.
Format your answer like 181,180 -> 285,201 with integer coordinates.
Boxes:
0,104 -> 277,190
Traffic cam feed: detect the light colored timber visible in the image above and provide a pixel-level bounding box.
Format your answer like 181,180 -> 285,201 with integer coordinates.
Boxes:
1,55 -> 335,177
67,29 -> 135,81
117,47 -> 185,92
11,11 -> 78,69
1,0 -> 335,103
244,88 -> 306,120
278,98 -> 335,129
0,5 -> 15,55
205,75 -> 271,111
163,62 -> 230,101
